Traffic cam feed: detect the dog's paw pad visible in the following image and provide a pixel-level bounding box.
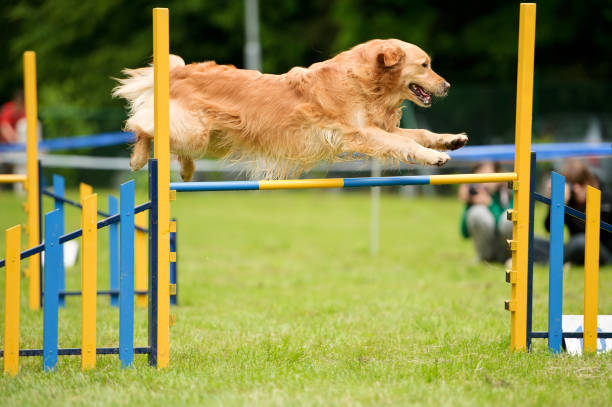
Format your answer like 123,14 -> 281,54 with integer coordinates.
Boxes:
428,152 -> 450,166
445,133 -> 468,150
436,152 -> 450,166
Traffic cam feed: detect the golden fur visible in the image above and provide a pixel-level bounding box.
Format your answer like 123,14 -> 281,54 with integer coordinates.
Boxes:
113,39 -> 468,180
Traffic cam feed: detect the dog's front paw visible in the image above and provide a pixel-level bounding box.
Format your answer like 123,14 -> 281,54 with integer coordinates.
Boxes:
420,150 -> 450,167
443,133 -> 468,150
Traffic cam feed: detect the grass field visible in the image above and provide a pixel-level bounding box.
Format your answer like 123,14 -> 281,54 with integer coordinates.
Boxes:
1,185 -> 612,406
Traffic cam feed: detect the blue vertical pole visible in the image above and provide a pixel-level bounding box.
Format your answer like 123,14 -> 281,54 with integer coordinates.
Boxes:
148,159 -> 159,367
119,180 -> 135,368
109,196 -> 119,307
43,209 -> 62,371
526,153 -> 536,350
170,218 -> 177,306
38,160 -> 43,306
548,171 -> 565,354
53,175 -> 66,307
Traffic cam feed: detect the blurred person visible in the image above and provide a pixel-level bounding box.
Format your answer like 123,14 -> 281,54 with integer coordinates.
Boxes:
0,90 -> 25,143
0,90 -> 25,190
458,161 -> 512,263
0,89 -> 41,193
543,159 -> 612,265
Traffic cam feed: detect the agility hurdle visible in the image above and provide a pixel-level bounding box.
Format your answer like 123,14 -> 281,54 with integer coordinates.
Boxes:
0,159 -> 175,375
0,8 -> 173,375
38,174 -> 178,307
522,157 -> 612,353
168,2 -> 611,355
159,3 -> 536,352
0,49 -> 179,310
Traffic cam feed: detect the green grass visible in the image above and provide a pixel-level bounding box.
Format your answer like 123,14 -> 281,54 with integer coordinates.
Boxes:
1,186 -> 612,406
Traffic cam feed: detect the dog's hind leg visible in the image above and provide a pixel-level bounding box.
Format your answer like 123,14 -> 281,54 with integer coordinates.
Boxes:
393,128 -> 468,151
130,131 -> 152,171
178,155 -> 196,182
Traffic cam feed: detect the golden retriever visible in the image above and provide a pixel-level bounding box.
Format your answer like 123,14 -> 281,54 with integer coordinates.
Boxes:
113,39 -> 467,180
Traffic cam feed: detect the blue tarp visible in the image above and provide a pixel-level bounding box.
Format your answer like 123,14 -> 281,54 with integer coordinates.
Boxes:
0,132 -> 135,153
449,142 -> 612,161
0,132 -> 610,161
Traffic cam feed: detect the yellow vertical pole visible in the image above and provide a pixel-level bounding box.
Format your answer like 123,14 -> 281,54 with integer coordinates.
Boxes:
79,183 -> 93,202
3,225 -> 21,376
509,3 -> 536,351
24,51 -> 40,310
81,193 -> 98,370
583,186 -> 601,353
135,211 -> 148,308
153,7 -> 170,369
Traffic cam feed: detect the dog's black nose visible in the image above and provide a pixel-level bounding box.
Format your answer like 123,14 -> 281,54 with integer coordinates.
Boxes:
443,81 -> 451,92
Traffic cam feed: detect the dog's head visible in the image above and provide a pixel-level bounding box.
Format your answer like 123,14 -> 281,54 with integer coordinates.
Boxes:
356,39 -> 450,107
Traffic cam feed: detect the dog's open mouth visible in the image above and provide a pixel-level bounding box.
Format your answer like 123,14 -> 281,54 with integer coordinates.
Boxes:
409,83 -> 431,106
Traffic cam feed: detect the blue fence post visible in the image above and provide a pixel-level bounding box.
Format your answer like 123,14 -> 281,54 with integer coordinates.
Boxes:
38,160 -> 43,306
109,196 -> 119,307
43,209 -> 62,371
119,180 -> 135,367
548,171 -> 565,354
148,159 -> 159,367
52,175 -> 66,307
526,152 -> 536,350
170,218 -> 177,306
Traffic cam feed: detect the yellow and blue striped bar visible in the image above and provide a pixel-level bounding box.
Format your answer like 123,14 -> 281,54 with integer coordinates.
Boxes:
170,172 -> 517,192
583,186 -> 601,353
0,174 -> 27,184
260,178 -> 344,190
3,225 -> 21,376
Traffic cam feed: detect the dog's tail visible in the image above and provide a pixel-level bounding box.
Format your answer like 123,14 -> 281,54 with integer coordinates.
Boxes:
112,54 -> 185,115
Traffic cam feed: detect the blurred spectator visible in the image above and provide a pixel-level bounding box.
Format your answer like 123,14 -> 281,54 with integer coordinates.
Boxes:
543,159 -> 612,265
0,89 -> 41,194
0,90 -> 25,190
0,90 -> 25,143
458,161 -> 512,263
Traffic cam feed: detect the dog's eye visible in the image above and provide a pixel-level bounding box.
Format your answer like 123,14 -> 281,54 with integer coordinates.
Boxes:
421,62 -> 428,68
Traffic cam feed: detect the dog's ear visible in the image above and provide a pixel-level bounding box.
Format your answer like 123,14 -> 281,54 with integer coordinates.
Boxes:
376,44 -> 404,68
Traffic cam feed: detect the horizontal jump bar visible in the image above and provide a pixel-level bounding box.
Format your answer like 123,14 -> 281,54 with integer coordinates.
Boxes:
0,347 -> 151,357
534,193 -> 612,234
59,290 -> 148,296
0,201 -> 152,268
530,331 -> 612,339
42,189 -> 148,233
171,172 -> 518,192
0,174 -> 27,184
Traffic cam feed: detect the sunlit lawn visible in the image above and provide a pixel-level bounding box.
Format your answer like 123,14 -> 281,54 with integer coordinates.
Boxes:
1,184 -> 611,406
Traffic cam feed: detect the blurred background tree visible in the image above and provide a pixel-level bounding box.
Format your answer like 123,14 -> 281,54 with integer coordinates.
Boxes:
1,0 -> 611,146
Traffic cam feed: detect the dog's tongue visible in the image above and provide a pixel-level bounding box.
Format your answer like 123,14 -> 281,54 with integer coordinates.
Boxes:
410,84 -> 431,104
